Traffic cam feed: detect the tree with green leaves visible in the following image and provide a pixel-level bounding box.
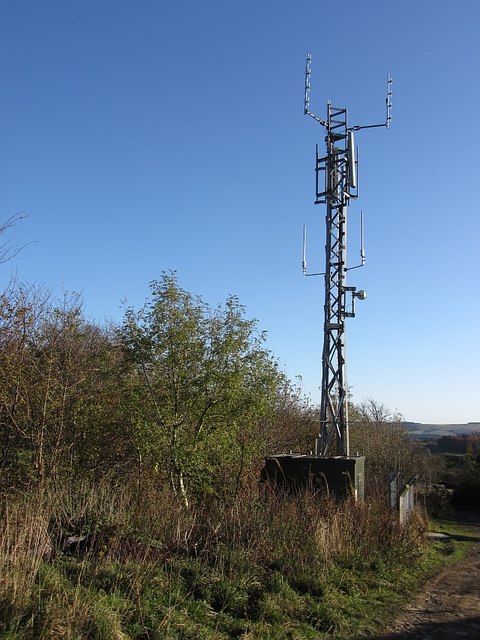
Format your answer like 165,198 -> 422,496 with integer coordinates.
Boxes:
119,272 -> 284,506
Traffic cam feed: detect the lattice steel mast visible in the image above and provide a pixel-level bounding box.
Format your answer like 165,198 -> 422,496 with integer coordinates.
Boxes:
303,54 -> 391,457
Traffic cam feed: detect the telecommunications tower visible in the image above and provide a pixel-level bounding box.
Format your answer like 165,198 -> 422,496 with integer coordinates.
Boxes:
303,54 -> 392,457
261,57 -> 391,499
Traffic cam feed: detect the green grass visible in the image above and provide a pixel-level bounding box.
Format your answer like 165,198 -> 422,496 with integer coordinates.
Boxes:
0,535 -> 468,640
1,482 -> 477,640
428,515 -> 480,559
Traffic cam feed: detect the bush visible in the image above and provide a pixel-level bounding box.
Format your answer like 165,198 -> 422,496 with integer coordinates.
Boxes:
452,478 -> 480,510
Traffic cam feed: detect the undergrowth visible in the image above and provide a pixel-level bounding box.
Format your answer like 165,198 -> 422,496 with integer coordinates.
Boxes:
0,479 -> 466,639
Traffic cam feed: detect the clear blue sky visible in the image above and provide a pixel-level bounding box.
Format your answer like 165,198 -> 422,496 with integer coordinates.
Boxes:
0,0 -> 478,424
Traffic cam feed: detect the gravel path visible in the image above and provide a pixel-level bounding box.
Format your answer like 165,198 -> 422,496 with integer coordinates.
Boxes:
374,513 -> 480,639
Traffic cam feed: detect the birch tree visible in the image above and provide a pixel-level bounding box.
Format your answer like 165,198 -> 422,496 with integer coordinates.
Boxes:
119,273 -> 284,505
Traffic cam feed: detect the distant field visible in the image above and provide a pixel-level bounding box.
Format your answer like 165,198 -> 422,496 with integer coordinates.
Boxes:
403,422 -> 480,437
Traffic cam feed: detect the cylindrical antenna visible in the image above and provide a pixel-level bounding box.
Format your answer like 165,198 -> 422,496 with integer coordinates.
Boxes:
356,145 -> 360,197
349,73 -> 393,132
302,224 -> 326,276
304,54 -> 312,115
386,73 -> 393,129
347,131 -> 357,189
302,224 -> 307,273
304,54 -> 326,126
360,211 -> 365,265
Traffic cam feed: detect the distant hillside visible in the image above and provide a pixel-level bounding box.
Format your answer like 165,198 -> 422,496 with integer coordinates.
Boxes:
403,422 -> 480,437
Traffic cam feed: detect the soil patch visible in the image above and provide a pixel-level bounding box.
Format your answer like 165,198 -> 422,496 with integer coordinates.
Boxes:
374,512 -> 480,639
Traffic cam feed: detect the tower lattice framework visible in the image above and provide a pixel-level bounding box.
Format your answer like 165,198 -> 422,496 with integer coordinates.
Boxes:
304,54 -> 391,459
315,105 -> 354,456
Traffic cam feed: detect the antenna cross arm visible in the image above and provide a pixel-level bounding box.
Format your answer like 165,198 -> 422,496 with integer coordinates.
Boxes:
305,111 -> 326,127
349,123 -> 388,132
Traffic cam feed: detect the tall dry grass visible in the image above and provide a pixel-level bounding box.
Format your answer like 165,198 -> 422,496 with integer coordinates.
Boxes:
0,476 -> 421,572
0,494 -> 50,611
0,477 -> 426,638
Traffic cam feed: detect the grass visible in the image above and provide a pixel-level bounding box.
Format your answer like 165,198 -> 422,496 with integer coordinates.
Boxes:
0,479 -> 474,639
428,514 -> 480,559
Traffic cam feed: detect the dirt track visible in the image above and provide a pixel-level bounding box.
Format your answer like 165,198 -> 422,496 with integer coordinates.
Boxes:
374,513 -> 480,639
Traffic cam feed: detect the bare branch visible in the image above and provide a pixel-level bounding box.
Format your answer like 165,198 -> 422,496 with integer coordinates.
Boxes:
0,212 -> 29,263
